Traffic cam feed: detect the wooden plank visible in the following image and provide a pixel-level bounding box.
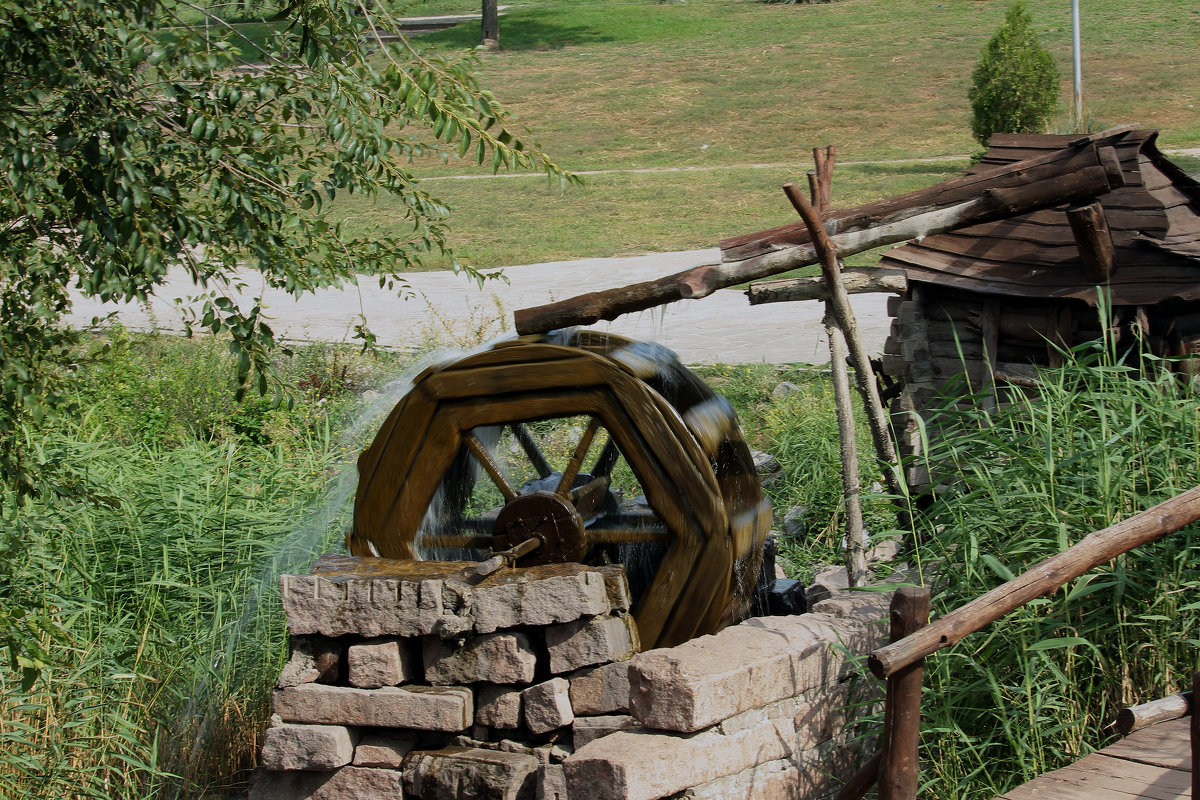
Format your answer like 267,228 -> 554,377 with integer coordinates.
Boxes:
1104,718 -> 1192,771
999,753 -> 1190,800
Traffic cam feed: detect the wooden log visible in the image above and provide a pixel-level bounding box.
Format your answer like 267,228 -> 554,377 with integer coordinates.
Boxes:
1116,691 -> 1191,736
747,268 -> 907,304
512,144 -> 1125,335
879,586 -> 931,800
1067,201 -> 1116,282
834,751 -> 881,800
784,182 -> 903,501
827,318 -> 868,586
869,485 -> 1200,679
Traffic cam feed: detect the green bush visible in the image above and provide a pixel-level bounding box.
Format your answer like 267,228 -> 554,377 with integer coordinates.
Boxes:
968,0 -> 1060,147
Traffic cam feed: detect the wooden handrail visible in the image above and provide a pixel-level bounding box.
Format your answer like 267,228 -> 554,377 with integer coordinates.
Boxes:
869,485 -> 1200,680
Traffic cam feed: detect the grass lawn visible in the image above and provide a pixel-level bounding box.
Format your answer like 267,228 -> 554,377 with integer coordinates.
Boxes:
333,0 -> 1200,270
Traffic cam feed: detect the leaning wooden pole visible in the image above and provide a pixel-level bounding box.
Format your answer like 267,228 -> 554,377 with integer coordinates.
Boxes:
870,485 -> 1200,679
514,142 -> 1123,335
784,182 -> 903,500
879,586 -> 931,800
825,316 -> 868,586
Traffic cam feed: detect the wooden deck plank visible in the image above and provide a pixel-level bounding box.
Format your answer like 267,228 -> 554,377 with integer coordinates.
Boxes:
994,717 -> 1192,800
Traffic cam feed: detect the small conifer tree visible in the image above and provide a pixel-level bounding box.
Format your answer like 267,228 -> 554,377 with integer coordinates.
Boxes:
968,0 -> 1061,146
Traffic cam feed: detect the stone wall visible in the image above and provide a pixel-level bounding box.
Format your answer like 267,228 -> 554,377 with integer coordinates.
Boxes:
249,555 -> 889,800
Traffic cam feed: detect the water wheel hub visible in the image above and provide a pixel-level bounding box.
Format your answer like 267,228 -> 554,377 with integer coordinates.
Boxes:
492,491 -> 586,566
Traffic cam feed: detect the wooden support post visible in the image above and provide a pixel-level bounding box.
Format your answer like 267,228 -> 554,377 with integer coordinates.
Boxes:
784,181 -> 904,501
879,586 -> 931,800
1193,671 -> 1199,800
1116,690 -> 1192,735
834,751 -> 882,800
1066,201 -> 1116,282
827,316 -> 868,586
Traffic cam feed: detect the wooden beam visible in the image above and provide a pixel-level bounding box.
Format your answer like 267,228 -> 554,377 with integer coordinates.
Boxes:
1067,201 -> 1116,281
512,144 -> 1125,335
869,485 -> 1200,680
748,267 -> 907,304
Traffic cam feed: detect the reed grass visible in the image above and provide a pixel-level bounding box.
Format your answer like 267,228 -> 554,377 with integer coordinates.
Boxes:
909,335 -> 1200,799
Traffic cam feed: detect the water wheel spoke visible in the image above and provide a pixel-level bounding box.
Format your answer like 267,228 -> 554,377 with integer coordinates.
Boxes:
591,437 -> 620,478
555,417 -> 601,498
586,527 -> 671,545
511,423 -> 553,479
464,433 -> 518,502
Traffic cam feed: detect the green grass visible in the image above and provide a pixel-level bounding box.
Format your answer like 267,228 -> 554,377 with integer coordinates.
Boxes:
324,0 -> 1200,269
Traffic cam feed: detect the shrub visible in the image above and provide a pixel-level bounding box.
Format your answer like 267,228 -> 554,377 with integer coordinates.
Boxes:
968,0 -> 1060,147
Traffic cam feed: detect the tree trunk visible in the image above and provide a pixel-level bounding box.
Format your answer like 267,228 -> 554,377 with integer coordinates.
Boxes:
481,0 -> 499,48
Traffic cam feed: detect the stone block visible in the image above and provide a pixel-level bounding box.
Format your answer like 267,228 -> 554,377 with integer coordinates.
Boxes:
562,713 -> 794,800
473,568 -> 609,634
681,737 -> 864,800
537,763 -> 568,800
810,591 -> 891,620
277,636 -> 341,688
280,573 -> 471,638
248,766 -> 405,800
568,661 -> 630,715
274,683 -> 472,732
261,723 -> 356,772
404,747 -> 539,800
546,614 -> 639,674
352,733 -> 415,768
571,714 -> 638,750
347,637 -> 417,688
424,632 -> 538,685
805,565 -> 850,607
477,684 -> 524,730
628,612 -> 882,733
596,565 -> 631,613
523,678 -> 574,735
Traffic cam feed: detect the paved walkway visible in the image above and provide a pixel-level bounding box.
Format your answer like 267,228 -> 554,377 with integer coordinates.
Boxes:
65,250 -> 893,365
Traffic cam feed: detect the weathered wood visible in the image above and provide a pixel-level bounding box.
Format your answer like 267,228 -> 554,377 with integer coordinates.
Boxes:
784,181 -> 904,513
1193,671 -> 1199,800
869,485 -> 1200,679
721,141 -> 1123,260
1116,691 -> 1191,735
747,267 -> 908,304
826,318 -> 867,586
1067,201 -> 1117,281
879,586 -> 931,800
1103,716 -> 1192,771
512,144 -> 1125,335
834,751 -> 881,800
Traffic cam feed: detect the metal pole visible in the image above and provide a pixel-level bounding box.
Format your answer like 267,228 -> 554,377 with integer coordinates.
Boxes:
1072,0 -> 1083,130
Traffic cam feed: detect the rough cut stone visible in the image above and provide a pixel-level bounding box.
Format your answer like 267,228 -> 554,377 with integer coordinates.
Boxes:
546,614 -> 639,674
248,766 -> 405,800
805,564 -> 850,606
523,678 -> 574,735
424,632 -> 538,685
404,747 -> 539,800
352,733 -> 415,768
596,565 -> 632,613
681,737 -> 862,800
277,636 -> 341,688
280,573 -> 472,638
568,662 -> 630,715
537,763 -> 568,800
274,683 -> 472,732
628,612 -> 883,732
563,713 -> 794,800
571,714 -> 638,749
260,723 -> 356,771
810,591 -> 891,620
473,568 -> 609,634
347,637 -> 417,688
477,684 -> 524,730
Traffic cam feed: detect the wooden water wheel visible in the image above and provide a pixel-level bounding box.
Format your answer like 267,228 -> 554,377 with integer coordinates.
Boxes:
349,330 -> 771,649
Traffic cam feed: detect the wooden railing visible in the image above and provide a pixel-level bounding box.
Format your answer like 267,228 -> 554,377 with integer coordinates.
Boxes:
836,484 -> 1200,800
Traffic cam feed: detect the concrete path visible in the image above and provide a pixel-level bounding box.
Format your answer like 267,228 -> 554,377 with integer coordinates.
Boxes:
65,249 -> 892,365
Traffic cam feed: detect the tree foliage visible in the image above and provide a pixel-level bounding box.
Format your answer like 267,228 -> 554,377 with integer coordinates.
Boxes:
968,0 -> 1060,147
0,0 -> 570,498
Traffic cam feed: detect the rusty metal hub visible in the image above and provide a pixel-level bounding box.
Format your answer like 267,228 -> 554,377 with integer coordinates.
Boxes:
492,491 -> 587,565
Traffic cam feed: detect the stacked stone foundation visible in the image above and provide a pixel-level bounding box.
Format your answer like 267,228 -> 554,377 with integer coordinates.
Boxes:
250,554 -> 889,800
